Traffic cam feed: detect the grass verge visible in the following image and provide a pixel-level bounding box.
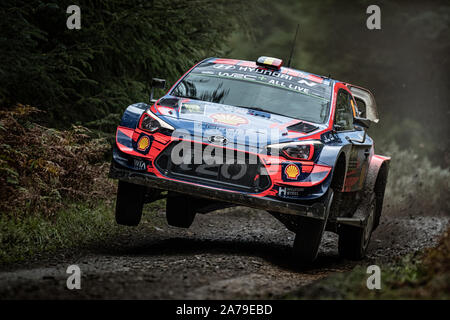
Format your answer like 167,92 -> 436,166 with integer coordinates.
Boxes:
0,199 -> 167,266
0,201 -> 116,265
288,228 -> 450,299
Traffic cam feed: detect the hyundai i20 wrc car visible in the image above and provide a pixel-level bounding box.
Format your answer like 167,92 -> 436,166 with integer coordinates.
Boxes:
109,56 -> 390,264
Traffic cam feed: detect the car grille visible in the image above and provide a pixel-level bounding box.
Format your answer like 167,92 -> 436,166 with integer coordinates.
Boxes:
155,141 -> 271,193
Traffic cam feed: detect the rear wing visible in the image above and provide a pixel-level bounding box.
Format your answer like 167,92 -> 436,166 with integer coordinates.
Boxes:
346,84 -> 379,123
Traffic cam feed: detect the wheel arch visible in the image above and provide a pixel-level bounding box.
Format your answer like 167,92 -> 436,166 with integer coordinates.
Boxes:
318,144 -> 352,193
364,155 -> 391,192
331,152 -> 348,192
119,103 -> 150,129
366,155 -> 391,229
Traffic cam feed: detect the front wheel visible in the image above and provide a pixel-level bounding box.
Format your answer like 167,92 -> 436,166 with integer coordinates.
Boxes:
292,190 -> 333,265
292,217 -> 327,265
115,180 -> 146,226
338,193 -> 376,260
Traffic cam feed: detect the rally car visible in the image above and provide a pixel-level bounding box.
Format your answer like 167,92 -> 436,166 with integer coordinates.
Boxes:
109,56 -> 390,264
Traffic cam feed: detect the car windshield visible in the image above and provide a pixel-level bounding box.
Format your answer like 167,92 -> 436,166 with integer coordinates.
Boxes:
171,73 -> 331,124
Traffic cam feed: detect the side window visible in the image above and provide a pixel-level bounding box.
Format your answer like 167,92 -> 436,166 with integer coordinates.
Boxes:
354,97 -> 366,118
334,90 -> 354,131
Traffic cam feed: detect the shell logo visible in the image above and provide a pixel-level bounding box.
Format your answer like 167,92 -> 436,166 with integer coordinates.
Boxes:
137,136 -> 150,151
209,113 -> 248,126
285,164 -> 300,179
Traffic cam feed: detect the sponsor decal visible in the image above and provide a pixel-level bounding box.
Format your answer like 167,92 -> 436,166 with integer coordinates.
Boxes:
278,186 -> 304,198
284,163 -> 300,179
213,64 -> 236,70
181,103 -> 204,114
208,135 -> 228,145
133,158 -> 147,171
137,135 -> 150,151
194,65 -> 330,100
321,131 -> 339,143
217,72 -> 257,81
297,79 -> 316,87
210,113 -> 248,126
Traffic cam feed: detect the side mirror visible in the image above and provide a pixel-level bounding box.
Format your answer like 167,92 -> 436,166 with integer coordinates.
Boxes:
333,124 -> 344,132
347,117 -> 371,144
152,78 -> 166,89
353,117 -> 371,129
150,78 -> 166,103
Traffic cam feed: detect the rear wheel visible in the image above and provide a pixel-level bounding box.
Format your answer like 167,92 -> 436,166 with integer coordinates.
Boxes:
338,193 -> 376,260
166,193 -> 196,228
292,190 -> 333,265
115,180 -> 146,226
374,167 -> 388,229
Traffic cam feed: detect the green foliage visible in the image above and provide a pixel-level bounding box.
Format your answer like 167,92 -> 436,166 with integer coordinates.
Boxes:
0,199 -> 167,265
0,201 -> 116,264
0,0 -> 252,127
380,142 -> 450,216
228,0 -> 450,166
0,105 -> 115,217
287,229 -> 450,299
227,0 -> 344,76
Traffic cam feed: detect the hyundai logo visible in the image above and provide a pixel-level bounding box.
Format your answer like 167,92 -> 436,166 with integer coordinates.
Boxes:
213,64 -> 235,70
208,135 -> 228,145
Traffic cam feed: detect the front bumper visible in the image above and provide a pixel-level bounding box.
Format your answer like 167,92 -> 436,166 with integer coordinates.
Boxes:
109,161 -> 331,220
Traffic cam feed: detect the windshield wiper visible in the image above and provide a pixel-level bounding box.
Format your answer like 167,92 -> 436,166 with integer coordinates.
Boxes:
174,95 -> 200,100
234,105 -> 288,118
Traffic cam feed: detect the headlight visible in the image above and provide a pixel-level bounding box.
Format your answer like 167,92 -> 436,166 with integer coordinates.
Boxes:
283,144 -> 313,160
138,110 -> 174,132
265,140 -> 321,160
140,113 -> 160,132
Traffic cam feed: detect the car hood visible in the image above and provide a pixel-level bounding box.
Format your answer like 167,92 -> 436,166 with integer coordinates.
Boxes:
155,96 -> 324,150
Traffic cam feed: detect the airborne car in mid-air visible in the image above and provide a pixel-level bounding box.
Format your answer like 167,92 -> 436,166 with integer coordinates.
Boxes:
109,56 -> 390,264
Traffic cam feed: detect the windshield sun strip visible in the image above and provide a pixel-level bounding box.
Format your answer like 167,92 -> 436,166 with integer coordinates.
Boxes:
187,72 -> 331,102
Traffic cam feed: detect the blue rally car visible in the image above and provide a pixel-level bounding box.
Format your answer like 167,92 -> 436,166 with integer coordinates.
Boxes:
109,56 -> 390,264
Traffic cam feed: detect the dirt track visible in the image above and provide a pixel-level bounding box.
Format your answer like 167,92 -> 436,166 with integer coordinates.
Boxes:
0,206 -> 447,299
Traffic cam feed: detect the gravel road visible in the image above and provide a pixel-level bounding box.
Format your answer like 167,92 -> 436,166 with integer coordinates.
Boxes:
0,206 -> 447,299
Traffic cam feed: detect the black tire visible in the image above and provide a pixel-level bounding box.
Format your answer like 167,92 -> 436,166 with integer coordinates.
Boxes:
166,193 -> 196,228
115,180 -> 146,226
374,166 -> 388,229
292,190 -> 333,265
293,218 -> 327,265
338,193 -> 376,260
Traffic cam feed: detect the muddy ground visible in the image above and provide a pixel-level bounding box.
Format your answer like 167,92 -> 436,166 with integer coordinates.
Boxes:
0,206 -> 447,299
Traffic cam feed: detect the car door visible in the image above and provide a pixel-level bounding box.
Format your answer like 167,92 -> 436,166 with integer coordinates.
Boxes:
334,88 -> 372,192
